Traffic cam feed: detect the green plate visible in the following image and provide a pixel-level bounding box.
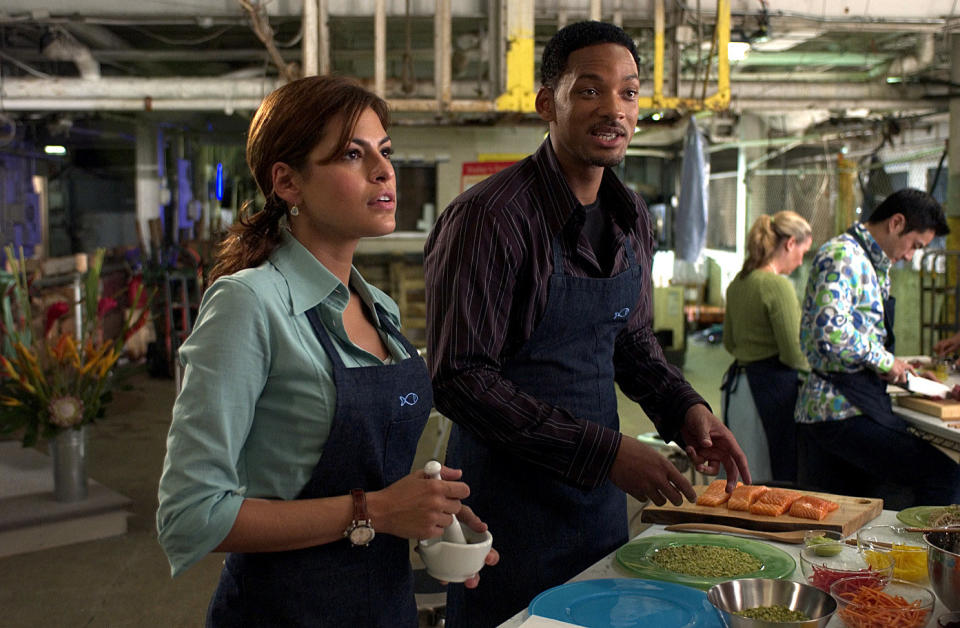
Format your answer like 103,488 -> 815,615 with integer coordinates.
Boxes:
897,505 -> 960,527
616,533 -> 796,591
897,506 -> 938,527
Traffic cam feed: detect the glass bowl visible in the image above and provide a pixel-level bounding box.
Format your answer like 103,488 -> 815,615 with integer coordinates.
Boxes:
803,529 -> 845,552
938,611 -> 960,628
799,543 -> 893,591
856,524 -> 928,583
830,577 -> 935,628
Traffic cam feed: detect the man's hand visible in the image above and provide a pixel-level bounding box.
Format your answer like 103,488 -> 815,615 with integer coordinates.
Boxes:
609,437 -> 697,506
933,331 -> 960,357
680,404 -> 752,491
878,358 -> 914,384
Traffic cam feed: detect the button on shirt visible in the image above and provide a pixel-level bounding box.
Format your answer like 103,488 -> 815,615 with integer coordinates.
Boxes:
157,231 -> 408,575
795,222 -> 895,424
424,138 -> 706,490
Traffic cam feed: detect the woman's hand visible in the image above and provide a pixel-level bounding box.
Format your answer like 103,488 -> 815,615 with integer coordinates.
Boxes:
367,466 -> 469,540
451,503 -> 500,588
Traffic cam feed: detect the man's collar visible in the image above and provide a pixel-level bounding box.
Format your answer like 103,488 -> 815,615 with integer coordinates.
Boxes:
530,137 -> 639,233
853,222 -> 891,271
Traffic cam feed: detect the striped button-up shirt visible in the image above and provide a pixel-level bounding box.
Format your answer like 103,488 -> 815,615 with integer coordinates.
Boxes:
424,138 -> 707,490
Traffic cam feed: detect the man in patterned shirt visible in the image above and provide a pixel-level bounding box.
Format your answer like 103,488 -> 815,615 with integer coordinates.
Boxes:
795,188 -> 958,508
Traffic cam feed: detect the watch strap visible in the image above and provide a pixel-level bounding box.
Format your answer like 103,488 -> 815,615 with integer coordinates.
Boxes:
350,488 -> 368,523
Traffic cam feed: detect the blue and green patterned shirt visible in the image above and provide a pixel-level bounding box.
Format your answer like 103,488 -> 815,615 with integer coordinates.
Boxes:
795,222 -> 895,423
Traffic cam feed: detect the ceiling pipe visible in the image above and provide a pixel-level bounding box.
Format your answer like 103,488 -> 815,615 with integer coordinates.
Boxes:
302,0 -> 319,76
887,32 -> 935,77
0,76 -> 946,113
41,29 -> 100,79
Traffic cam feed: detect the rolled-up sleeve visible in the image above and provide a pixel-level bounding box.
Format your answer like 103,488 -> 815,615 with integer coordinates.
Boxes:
156,279 -> 268,576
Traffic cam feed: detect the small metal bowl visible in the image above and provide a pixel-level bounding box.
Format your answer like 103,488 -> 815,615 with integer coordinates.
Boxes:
707,578 -> 837,628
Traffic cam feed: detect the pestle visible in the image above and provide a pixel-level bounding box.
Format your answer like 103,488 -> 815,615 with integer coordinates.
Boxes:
424,460 -> 469,544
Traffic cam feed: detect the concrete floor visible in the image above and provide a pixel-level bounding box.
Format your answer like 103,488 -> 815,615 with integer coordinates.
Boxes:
0,338 -> 726,627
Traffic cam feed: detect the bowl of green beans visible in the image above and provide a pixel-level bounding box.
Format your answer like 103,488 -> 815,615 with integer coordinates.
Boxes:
708,578 -> 837,627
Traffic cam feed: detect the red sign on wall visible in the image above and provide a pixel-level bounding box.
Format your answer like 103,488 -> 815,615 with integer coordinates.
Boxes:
460,161 -> 516,193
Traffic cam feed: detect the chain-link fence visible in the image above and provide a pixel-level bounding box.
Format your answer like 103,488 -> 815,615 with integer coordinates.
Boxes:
704,145 -> 955,354
706,147 -> 947,251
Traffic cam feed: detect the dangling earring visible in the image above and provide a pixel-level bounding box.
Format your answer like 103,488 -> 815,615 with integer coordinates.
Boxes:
290,204 -> 300,216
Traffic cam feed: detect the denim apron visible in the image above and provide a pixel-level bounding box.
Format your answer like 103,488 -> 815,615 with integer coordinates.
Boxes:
721,356 -> 800,483
444,232 -> 639,628
206,303 -> 431,627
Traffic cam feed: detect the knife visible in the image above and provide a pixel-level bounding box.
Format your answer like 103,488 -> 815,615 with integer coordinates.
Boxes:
904,372 -> 952,398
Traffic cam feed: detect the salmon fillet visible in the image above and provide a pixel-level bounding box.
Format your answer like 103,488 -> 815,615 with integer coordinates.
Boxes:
789,495 -> 840,521
726,485 -> 768,511
749,488 -> 803,516
696,479 -> 739,506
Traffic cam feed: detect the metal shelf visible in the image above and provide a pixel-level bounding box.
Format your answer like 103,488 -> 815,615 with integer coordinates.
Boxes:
919,249 -> 960,355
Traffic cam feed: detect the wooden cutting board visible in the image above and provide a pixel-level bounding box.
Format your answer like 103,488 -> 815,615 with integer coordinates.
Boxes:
640,487 -> 883,536
896,395 -> 960,419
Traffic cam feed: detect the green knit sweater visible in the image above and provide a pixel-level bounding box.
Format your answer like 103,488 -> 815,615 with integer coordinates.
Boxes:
723,269 -> 809,371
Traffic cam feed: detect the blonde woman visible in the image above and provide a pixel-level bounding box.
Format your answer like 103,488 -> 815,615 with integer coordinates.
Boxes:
722,211 -> 812,484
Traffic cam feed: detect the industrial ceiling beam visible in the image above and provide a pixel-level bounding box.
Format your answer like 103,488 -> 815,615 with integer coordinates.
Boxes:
0,75 -> 946,114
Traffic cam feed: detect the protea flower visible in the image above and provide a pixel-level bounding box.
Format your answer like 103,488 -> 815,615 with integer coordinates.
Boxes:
48,395 -> 85,428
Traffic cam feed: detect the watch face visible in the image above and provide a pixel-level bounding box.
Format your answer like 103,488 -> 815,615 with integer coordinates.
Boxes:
349,525 -> 375,546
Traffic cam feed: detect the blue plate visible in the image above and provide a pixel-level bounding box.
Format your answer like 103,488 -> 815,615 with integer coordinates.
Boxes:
528,578 -> 723,628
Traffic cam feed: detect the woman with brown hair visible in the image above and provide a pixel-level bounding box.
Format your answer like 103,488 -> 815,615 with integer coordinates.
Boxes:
722,210 -> 812,485
157,76 -> 496,626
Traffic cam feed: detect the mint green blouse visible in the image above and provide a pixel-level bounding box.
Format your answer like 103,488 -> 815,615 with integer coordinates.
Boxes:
157,231 -> 410,576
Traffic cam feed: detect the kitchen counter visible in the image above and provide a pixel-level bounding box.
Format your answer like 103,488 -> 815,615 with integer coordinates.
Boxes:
893,371 -> 960,461
501,509 -> 951,627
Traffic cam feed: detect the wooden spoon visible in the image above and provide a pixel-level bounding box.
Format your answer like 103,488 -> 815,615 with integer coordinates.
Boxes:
664,523 -> 830,544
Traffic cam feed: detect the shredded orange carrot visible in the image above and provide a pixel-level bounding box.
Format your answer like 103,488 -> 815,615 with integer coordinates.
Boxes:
836,586 -> 931,628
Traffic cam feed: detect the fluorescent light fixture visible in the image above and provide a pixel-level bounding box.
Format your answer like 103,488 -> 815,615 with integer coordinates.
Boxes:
44,145 -> 66,155
727,41 -> 751,62
651,112 -> 663,121
216,163 -> 224,201
886,76 -> 902,84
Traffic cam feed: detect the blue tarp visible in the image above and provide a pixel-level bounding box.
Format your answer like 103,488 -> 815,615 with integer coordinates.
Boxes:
674,119 -> 709,262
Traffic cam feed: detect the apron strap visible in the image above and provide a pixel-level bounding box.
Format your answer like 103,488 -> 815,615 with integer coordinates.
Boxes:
373,303 -> 420,359
305,303 -> 420,372
845,226 -> 896,352
305,306 -> 346,370
720,361 -> 745,427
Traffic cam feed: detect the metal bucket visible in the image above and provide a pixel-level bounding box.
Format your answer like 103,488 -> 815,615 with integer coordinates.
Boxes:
51,426 -> 88,502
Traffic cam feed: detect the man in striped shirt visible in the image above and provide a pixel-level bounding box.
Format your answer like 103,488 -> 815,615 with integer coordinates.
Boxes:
424,21 -> 750,627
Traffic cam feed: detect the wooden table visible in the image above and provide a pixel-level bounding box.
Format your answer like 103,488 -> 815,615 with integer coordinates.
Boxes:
501,509 -> 951,627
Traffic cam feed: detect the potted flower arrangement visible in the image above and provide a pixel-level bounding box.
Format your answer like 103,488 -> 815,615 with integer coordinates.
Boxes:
0,246 -> 150,501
